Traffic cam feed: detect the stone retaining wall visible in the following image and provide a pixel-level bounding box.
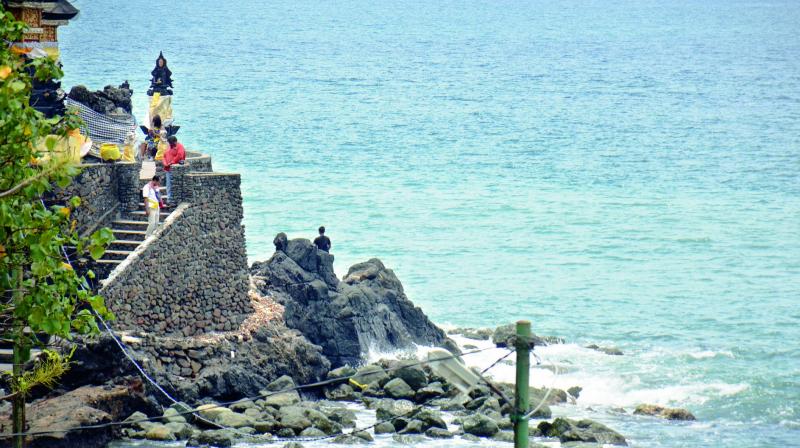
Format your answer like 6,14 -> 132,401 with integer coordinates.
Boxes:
100,173 -> 253,336
53,163 -> 119,235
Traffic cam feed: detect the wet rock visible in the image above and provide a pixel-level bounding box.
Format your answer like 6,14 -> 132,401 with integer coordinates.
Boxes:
492,430 -> 515,442
162,407 -> 188,424
384,378 -> 415,399
299,427 -> 326,437
462,328 -> 494,340
537,417 -> 627,446
633,404 -> 696,421
530,386 -> 568,405
375,421 -> 396,434
586,344 -> 624,356
413,408 -> 447,430
282,443 -> 304,448
325,383 -> 357,401
254,419 -> 280,434
333,432 -> 372,444
191,428 -> 237,447
145,424 -> 176,441
393,363 -> 429,390
392,433 -> 426,444
327,365 -> 357,379
400,419 -> 425,434
415,382 -> 445,402
353,364 -> 390,387
492,324 -> 563,348
196,404 -> 230,422
305,408 -> 340,435
425,427 -> 454,438
214,410 -> 255,428
165,421 -> 193,439
461,433 -> 481,442
325,407 -> 357,428
462,413 -> 500,437
278,406 -> 312,432
567,386 -> 583,399
252,244 -> 455,367
0,384 -> 151,448
375,399 -> 415,421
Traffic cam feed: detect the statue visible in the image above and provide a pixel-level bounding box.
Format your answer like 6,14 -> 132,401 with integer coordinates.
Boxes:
147,51 -> 173,96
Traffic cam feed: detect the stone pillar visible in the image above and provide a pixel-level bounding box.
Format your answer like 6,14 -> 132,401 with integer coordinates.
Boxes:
169,163 -> 190,204
115,160 -> 142,212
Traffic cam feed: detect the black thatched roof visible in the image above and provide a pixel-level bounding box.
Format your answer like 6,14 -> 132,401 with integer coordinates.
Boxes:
42,0 -> 80,21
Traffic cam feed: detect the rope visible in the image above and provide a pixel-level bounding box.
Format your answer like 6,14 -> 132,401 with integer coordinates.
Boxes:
0,346 -> 500,439
522,348 -> 561,420
269,348 -> 519,444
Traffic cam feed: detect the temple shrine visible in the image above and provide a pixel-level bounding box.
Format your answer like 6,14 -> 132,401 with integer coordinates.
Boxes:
5,0 -> 80,116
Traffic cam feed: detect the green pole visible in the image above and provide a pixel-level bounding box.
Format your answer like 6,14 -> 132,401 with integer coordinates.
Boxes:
513,320 -> 531,448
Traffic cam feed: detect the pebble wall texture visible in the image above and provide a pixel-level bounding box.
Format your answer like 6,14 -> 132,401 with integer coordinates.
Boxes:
53,162 -> 121,235
100,172 -> 253,336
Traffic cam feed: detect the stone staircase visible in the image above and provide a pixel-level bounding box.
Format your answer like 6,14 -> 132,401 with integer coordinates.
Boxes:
93,184 -> 170,280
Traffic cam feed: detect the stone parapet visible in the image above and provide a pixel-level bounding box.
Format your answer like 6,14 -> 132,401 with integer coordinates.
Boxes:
100,172 -> 252,336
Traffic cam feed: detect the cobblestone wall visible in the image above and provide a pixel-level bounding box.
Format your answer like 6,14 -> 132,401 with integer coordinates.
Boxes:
52,163 -> 119,235
100,173 -> 253,336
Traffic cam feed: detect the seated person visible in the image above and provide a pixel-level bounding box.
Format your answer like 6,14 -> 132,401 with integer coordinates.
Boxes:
139,115 -> 163,160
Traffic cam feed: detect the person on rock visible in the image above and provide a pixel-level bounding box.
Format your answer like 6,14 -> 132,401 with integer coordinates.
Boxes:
163,135 -> 186,205
143,175 -> 161,237
314,226 -> 331,252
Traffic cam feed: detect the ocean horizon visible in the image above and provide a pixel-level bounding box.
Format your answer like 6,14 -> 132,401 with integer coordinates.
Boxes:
60,0 -> 799,446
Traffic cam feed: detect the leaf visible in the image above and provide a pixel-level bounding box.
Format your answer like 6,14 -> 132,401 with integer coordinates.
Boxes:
69,196 -> 81,208
88,245 -> 105,260
10,80 -> 25,92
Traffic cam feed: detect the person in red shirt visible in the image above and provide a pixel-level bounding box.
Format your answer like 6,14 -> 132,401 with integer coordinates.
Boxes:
163,135 -> 186,205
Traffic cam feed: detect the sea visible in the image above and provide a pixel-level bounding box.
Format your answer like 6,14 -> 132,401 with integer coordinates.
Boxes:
59,0 -> 799,446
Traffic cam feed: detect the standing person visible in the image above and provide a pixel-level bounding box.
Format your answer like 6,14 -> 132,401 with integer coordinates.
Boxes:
163,135 -> 186,205
314,226 -> 331,252
142,176 -> 161,237
139,115 -> 163,160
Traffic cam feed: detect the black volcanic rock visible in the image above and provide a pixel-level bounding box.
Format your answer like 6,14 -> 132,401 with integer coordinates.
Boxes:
251,237 -> 455,367
68,82 -> 133,115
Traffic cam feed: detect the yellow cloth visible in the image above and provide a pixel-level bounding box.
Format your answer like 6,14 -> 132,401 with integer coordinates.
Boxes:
34,133 -> 85,164
99,143 -> 121,161
121,143 -> 135,162
148,93 -> 173,123
154,141 -> 168,161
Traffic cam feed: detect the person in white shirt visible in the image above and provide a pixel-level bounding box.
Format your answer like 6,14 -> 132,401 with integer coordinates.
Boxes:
142,175 -> 161,237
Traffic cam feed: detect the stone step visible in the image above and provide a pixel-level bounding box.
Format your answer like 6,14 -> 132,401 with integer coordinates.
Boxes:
112,229 -> 147,242
127,211 -> 168,222
94,259 -> 122,279
100,250 -> 134,261
109,239 -> 142,251
112,219 -> 149,231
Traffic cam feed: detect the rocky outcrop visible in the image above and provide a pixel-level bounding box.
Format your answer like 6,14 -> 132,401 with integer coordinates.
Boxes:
633,404 -> 696,421
68,82 -> 133,115
60,319 -> 329,404
537,417 -> 628,445
0,382 -> 152,448
251,236 -> 455,367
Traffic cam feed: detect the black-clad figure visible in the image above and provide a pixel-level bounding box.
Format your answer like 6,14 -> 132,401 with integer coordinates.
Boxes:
147,51 -> 173,96
314,226 -> 331,252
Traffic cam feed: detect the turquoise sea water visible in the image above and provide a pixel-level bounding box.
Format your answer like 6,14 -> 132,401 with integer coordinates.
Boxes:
60,0 -> 799,446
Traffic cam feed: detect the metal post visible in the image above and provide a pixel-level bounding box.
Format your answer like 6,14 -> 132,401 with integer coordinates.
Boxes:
513,320 -> 531,448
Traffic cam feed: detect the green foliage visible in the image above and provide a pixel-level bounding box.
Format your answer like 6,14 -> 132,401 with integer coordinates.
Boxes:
0,9 -> 114,350
5,348 -> 76,396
